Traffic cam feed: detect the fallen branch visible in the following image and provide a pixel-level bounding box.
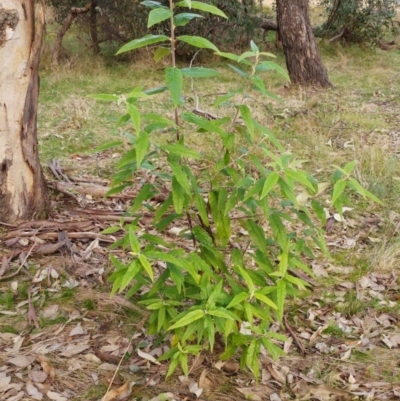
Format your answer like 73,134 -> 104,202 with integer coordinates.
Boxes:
0,244 -> 35,280
283,314 -> 306,357
328,27 -> 345,42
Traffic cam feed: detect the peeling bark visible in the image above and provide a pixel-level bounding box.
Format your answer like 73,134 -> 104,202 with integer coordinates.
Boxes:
277,0 -> 332,88
0,0 -> 48,223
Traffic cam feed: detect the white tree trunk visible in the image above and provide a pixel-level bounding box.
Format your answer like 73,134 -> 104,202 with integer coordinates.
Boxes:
0,0 -> 48,223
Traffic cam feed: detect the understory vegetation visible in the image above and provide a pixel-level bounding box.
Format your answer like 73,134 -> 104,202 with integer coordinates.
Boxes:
1,4 -> 400,401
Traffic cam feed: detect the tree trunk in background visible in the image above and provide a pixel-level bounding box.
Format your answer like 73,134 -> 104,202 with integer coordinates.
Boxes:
0,0 -> 48,223
52,1 -> 92,66
277,0 -> 332,88
90,0 -> 99,55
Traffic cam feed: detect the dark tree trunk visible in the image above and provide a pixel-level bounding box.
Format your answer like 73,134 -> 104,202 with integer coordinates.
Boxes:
277,0 -> 332,88
52,1 -> 92,66
90,0 -> 99,55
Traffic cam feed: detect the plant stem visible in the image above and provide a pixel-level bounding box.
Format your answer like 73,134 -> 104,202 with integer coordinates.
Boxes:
169,0 -> 180,135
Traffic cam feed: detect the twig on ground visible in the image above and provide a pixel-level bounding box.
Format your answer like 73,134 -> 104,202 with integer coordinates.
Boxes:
0,221 -> 17,227
283,314 -> 306,357
1,244 -> 35,280
103,314 -> 149,401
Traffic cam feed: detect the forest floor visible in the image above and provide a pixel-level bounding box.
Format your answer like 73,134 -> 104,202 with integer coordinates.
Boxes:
1,21 -> 400,401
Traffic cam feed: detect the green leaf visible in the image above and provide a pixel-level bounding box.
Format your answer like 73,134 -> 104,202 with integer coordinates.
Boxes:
93,141 -> 122,152
127,104 -> 140,133
135,131 -> 149,168
363,188 -> 383,205
262,338 -> 285,360
284,273 -> 308,291
254,292 -> 277,310
343,160 -> 357,174
165,67 -> 183,107
278,177 -> 298,206
143,86 -> 168,95
228,64 -> 248,78
250,40 -> 259,53
192,226 -> 213,247
238,105 -> 254,138
176,1 -> 228,19
209,190 -> 231,247
88,93 -> 118,101
278,251 -> 288,275
246,340 -> 260,378
157,306 -> 166,332
238,266 -> 255,293
143,113 -> 175,126
243,178 -> 265,201
250,76 -> 282,102
148,7 -> 172,28
161,144 -> 201,159
153,193 -> 173,223
101,226 -> 121,234
275,280 -> 286,321
126,86 -> 150,100
146,251 -> 182,266
129,227 -> 140,253
174,12 -> 203,27
331,179 -> 347,205
269,214 -> 289,253
153,46 -> 171,63
138,254 -> 154,282
227,292 -> 249,309
116,35 -> 169,55
179,352 -> 189,376
208,308 -> 239,321
238,51 -> 256,62
110,254 -> 126,270
166,351 -> 180,378
348,178 -> 383,204
131,183 -> 154,214
168,309 -> 205,330
172,176 -> 186,214
182,112 -> 224,134
181,67 -> 219,78
170,163 -> 191,195
256,60 -> 289,80
260,171 -> 279,199
177,35 -> 219,52
141,1 -> 163,8
216,51 -> 250,65
311,200 -> 326,225
246,220 -> 267,254
119,260 -> 142,293
180,259 -> 201,284
119,260 -> 141,292
285,169 -> 316,193
206,280 -> 223,308
213,90 -> 241,107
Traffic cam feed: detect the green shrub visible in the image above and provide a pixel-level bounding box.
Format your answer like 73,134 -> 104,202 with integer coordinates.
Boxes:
93,0 -> 381,378
316,0 -> 398,45
48,0 -> 263,54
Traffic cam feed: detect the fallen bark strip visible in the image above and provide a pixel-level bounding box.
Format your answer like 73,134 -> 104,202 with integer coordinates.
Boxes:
3,231 -> 115,243
18,219 -> 94,231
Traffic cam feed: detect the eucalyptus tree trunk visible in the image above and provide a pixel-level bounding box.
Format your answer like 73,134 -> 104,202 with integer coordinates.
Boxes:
277,0 -> 332,88
0,0 -> 48,223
